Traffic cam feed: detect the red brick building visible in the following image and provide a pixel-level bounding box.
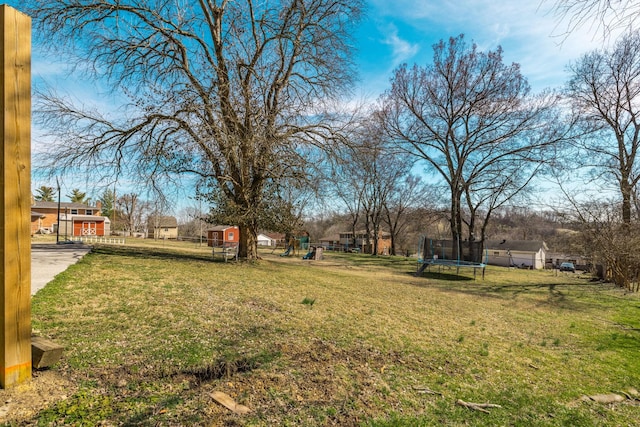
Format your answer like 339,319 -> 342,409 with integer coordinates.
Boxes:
31,201 -> 110,237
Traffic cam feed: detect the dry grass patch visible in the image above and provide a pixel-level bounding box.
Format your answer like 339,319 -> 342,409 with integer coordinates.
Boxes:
6,244 -> 639,426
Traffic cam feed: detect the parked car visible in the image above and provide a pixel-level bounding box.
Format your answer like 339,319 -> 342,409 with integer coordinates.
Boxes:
559,262 -> 576,273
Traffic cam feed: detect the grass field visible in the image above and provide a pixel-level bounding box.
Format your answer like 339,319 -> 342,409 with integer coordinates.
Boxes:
16,241 -> 640,425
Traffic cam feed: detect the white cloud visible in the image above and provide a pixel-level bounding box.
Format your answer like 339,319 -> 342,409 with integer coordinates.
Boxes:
380,23 -> 421,66
363,0 -> 624,93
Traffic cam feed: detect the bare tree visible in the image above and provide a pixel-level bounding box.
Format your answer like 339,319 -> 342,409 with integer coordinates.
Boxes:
566,32 -> 640,224
383,174 -> 431,256
146,196 -> 172,239
380,35 -> 566,258
357,141 -> 387,255
29,0 -> 362,259
176,206 -> 200,238
328,115 -> 414,255
460,158 -> 546,259
250,178 -> 310,241
328,147 -> 365,250
547,0 -> 640,41
564,198 -> 640,292
117,193 -> 150,236
358,121 -> 415,256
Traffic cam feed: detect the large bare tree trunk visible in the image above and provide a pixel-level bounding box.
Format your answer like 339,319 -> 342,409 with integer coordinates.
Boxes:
30,1 -> 363,261
239,225 -> 258,260
620,179 -> 632,224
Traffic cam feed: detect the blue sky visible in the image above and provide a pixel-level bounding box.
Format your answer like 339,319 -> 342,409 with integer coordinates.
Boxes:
21,0 -> 613,104
10,1 -> 617,207
354,0 -> 614,98
353,0 -> 620,208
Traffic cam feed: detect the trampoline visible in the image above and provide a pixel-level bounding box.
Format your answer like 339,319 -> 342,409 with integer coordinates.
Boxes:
416,236 -> 488,279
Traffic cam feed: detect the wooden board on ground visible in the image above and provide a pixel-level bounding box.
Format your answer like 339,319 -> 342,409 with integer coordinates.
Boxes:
31,336 -> 63,369
210,391 -> 250,414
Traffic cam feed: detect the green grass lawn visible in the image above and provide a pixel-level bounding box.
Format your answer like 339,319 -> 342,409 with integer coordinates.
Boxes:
20,243 -> 640,425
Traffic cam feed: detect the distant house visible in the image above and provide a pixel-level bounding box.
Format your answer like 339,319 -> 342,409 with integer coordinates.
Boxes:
319,234 -> 341,250
257,233 -> 277,246
147,215 -> 178,239
31,201 -> 111,237
207,225 -> 240,247
337,230 -> 392,255
264,232 -> 286,247
485,240 -> 547,269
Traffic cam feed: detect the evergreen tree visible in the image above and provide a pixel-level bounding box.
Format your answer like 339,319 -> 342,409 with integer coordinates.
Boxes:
67,188 -> 89,204
99,189 -> 115,218
34,185 -> 55,202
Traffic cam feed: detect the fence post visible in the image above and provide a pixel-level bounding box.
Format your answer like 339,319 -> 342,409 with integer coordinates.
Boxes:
0,5 -> 31,388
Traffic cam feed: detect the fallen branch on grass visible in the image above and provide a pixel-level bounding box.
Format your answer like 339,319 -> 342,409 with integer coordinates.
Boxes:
412,385 -> 443,395
456,399 -> 502,413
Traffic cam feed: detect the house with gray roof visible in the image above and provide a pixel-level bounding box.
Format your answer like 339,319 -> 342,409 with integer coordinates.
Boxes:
485,240 -> 548,269
147,215 -> 178,239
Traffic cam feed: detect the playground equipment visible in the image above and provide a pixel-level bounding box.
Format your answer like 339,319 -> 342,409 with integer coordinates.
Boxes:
279,232 -> 310,257
280,236 -> 297,257
302,246 -> 323,260
416,236 -> 488,279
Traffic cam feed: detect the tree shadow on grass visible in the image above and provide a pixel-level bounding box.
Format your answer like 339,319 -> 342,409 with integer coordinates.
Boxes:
90,245 -> 233,264
487,282 -> 574,307
408,273 -> 604,311
413,271 -> 475,282
593,330 -> 640,352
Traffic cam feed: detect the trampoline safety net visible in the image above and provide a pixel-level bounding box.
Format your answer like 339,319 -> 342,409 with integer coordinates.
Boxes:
417,236 -> 486,264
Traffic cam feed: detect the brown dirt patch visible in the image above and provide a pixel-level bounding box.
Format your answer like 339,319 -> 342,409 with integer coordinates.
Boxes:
0,370 -> 75,424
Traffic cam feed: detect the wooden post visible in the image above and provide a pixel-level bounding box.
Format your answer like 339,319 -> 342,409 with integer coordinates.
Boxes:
0,5 -> 31,388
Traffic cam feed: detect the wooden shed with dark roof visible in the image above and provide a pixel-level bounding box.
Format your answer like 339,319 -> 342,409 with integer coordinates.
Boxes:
207,225 -> 239,247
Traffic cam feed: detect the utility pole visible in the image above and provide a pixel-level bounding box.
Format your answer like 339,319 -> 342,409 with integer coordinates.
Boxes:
56,177 -> 61,243
112,185 -> 116,236
0,5 -> 31,388
199,197 -> 203,247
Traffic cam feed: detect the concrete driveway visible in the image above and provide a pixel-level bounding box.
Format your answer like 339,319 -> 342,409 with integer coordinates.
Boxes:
31,243 -> 92,296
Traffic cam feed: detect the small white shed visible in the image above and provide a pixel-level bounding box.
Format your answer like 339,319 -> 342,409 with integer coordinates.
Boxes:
485,240 -> 548,269
257,233 -> 277,246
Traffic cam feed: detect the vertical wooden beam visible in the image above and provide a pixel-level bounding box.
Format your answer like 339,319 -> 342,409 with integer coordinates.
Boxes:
0,5 -> 31,388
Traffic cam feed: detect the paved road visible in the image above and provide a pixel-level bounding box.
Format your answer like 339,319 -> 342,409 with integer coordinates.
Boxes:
31,243 -> 92,296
